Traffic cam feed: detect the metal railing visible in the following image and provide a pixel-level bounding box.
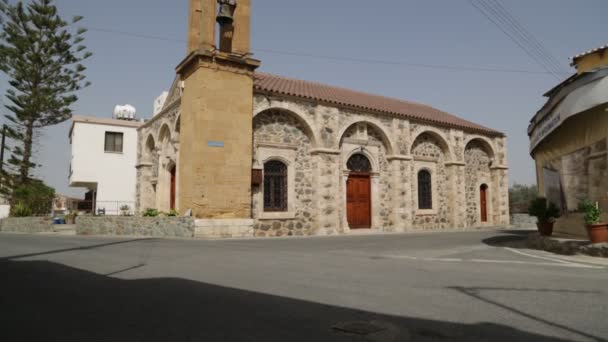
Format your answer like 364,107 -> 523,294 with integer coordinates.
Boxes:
65,200 -> 136,216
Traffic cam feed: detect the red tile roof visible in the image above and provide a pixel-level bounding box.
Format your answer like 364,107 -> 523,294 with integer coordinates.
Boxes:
254,73 -> 503,136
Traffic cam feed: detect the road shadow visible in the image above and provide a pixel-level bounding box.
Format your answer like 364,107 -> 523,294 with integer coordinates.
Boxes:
0,259 -> 575,342
448,286 -> 606,342
0,238 -> 158,261
482,229 -> 535,248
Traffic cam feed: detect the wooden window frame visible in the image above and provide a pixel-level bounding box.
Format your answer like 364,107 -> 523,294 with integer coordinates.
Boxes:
104,131 -> 124,153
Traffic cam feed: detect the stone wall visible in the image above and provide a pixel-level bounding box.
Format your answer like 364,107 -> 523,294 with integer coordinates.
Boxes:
76,216 -> 194,238
252,110 -> 315,237
0,217 -> 55,233
411,133 -> 450,229
464,140 -> 492,226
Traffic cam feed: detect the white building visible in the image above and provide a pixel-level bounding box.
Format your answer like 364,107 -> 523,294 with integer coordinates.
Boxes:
69,115 -> 142,215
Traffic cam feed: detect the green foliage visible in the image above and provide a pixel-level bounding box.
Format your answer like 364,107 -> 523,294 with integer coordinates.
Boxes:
167,209 -> 179,217
64,211 -> 77,222
579,200 -> 602,226
143,208 -> 159,217
0,0 -> 92,184
528,197 -> 560,223
10,203 -> 32,217
509,183 -> 538,214
11,179 -> 54,216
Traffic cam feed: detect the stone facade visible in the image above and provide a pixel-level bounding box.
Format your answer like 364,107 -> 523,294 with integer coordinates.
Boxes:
136,80 -> 181,214
137,89 -> 509,237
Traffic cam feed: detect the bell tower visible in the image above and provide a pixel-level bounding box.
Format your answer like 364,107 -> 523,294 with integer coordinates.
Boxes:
177,0 -> 260,232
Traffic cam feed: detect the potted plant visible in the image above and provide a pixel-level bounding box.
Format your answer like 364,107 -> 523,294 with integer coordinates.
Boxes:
65,212 -> 78,224
528,197 -> 560,236
579,200 -> 608,243
120,205 -> 131,216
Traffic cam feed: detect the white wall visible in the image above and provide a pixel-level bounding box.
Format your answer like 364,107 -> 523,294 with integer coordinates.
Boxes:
70,122 -> 138,215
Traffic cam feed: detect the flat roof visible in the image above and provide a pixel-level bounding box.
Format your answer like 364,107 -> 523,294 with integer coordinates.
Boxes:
69,115 -> 143,137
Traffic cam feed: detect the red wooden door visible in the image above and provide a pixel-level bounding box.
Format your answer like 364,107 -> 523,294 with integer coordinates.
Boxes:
347,174 -> 371,229
170,166 -> 176,210
480,184 -> 488,222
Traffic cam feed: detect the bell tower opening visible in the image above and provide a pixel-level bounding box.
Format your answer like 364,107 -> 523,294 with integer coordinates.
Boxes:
216,0 -> 235,52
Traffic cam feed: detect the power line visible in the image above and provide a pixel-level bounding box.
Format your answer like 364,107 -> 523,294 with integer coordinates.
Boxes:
488,0 -> 566,74
86,26 -> 569,76
482,0 -> 566,75
469,0 -> 565,80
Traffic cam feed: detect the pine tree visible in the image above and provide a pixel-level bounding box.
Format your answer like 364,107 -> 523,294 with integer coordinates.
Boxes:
0,0 -> 91,185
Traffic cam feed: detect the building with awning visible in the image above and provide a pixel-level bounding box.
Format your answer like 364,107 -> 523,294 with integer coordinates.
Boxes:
529,44 -> 608,236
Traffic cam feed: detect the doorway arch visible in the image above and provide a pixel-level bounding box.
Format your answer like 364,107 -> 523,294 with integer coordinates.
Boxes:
346,154 -> 372,229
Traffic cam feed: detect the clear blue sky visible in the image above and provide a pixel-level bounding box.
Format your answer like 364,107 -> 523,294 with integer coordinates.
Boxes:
1,0 -> 607,197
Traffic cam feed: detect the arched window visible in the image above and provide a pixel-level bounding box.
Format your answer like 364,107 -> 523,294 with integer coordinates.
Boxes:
347,154 -> 372,173
418,170 -> 432,210
264,160 -> 287,212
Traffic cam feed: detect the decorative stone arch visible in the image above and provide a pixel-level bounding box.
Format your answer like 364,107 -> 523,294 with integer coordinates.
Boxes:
337,119 -> 396,155
410,129 -> 452,160
343,146 -> 380,174
143,134 -> 156,163
262,155 -> 292,167
253,106 -> 319,148
463,135 -> 496,163
174,114 -> 181,136
158,123 -> 172,146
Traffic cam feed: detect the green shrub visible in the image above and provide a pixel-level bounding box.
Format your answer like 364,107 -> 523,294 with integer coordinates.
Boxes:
168,209 -> 179,217
11,180 -> 55,216
579,200 -> 602,225
10,203 -> 32,217
509,183 -> 538,214
528,197 -> 560,223
143,208 -> 159,217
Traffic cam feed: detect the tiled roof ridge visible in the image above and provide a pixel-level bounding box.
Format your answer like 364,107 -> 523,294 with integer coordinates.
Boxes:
571,43 -> 608,61
253,72 -> 503,136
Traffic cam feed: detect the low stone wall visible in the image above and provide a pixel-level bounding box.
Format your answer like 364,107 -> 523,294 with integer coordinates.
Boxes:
510,214 -> 536,228
0,217 -> 55,233
76,216 -> 195,238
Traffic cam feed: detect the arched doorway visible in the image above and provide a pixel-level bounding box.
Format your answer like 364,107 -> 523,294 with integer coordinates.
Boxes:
346,154 -> 372,229
170,165 -> 177,210
480,184 -> 488,223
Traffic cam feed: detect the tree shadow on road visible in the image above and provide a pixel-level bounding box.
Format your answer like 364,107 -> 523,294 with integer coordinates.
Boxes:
0,259 -> 576,342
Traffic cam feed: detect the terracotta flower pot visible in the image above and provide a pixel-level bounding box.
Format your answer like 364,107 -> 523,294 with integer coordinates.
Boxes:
536,222 -> 554,236
586,223 -> 608,244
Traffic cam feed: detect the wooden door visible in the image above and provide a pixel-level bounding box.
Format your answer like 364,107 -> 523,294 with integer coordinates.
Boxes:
347,174 -> 371,229
170,166 -> 176,210
480,184 -> 488,223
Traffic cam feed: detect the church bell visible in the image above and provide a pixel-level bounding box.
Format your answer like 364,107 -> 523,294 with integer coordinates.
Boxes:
216,0 -> 236,26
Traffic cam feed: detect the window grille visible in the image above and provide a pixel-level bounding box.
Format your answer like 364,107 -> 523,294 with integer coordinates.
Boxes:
264,160 -> 287,212
347,154 -> 372,173
418,170 -> 432,209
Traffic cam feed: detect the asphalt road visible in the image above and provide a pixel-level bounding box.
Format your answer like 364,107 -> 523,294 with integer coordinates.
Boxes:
0,229 -> 606,342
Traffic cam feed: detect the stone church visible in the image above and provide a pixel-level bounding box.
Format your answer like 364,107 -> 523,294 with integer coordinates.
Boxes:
136,0 -> 510,238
